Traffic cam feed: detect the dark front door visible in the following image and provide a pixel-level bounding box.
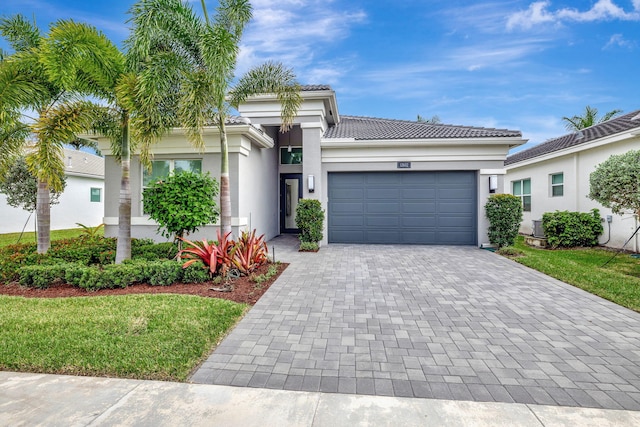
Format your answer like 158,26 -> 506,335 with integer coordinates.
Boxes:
280,174 -> 302,233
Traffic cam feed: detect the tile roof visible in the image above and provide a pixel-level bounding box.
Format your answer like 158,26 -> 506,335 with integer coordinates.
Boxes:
505,109 -> 640,166
300,84 -> 332,91
63,149 -> 104,178
323,115 -> 522,140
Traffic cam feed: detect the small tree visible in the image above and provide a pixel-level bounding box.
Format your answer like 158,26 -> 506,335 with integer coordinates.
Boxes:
485,194 -> 523,248
295,199 -> 324,250
0,156 -> 66,212
589,150 -> 640,217
142,171 -> 219,244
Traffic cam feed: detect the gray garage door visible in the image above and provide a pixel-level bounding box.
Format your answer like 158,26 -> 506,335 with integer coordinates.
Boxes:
328,171 -> 477,244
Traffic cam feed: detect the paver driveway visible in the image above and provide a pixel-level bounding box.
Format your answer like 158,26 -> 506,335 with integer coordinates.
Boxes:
191,236 -> 640,410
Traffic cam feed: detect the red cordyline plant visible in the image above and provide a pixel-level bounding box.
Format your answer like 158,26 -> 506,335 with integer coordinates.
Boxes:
178,230 -> 234,276
231,230 -> 269,274
178,229 -> 269,277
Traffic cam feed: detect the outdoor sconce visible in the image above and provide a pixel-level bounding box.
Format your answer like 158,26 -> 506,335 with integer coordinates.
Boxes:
308,175 -> 315,193
489,175 -> 498,193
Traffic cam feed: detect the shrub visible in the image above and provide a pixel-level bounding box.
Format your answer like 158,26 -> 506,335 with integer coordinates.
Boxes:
542,209 -> 603,248
496,246 -> 524,257
589,150 -> 640,217
231,230 -> 268,274
485,194 -> 523,248
133,242 -> 178,261
250,264 -> 278,285
143,261 -> 184,286
295,199 -> 324,244
299,241 -> 319,252
182,262 -> 211,283
19,264 -> 70,288
142,171 -> 219,241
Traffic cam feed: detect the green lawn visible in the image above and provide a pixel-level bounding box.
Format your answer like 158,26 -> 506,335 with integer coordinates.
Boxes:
509,236 -> 640,312
0,294 -> 246,381
0,227 -> 100,248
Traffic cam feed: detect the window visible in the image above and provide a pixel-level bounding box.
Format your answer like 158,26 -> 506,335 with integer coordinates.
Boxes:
142,159 -> 202,213
551,173 -> 563,197
90,187 -> 101,203
280,147 -> 302,164
512,178 -> 531,212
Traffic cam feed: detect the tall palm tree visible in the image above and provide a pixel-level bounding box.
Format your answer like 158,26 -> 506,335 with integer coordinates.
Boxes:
562,106 -> 623,131
0,16 -> 107,253
127,0 -> 301,235
39,21 -> 175,263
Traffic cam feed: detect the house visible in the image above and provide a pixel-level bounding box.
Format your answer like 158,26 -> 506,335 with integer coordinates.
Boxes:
0,148 -> 105,234
94,86 -> 526,246
505,110 -> 640,251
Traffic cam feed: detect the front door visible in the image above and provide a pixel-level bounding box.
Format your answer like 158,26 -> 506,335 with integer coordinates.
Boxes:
280,174 -> 302,233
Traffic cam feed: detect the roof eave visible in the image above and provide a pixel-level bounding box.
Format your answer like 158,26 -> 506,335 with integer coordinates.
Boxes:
322,136 -> 526,148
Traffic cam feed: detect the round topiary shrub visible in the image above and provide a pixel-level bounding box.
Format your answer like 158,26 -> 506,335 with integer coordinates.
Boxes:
485,194 -> 523,248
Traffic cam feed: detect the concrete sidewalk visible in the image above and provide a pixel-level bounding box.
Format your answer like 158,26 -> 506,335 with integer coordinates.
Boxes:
1,371 -> 639,426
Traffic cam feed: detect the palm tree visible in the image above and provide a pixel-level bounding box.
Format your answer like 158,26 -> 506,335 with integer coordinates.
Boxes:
562,106 -> 623,131
0,16 -> 108,253
127,0 -> 301,235
38,20 -> 176,263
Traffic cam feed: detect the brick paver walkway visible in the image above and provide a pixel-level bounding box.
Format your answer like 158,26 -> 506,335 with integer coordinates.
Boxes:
191,236 -> 640,410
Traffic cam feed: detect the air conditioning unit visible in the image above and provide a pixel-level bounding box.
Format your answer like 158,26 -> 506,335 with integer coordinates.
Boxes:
532,220 -> 545,238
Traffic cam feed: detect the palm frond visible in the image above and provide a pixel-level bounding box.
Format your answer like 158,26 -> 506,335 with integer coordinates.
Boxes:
215,0 -> 252,38
0,54 -> 54,112
39,20 -> 124,101
0,15 -> 41,53
230,61 -> 301,131
30,100 -> 100,191
0,112 -> 30,176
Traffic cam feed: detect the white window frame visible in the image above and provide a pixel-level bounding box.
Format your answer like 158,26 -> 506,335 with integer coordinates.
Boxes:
550,173 -> 564,197
512,178 -> 531,212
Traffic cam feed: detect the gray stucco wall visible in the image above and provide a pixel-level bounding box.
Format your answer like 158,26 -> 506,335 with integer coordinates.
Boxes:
238,140 -> 279,240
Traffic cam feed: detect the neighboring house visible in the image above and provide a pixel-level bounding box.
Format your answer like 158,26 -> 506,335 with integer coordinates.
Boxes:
0,149 -> 105,234
92,85 -> 525,246
505,110 -> 640,251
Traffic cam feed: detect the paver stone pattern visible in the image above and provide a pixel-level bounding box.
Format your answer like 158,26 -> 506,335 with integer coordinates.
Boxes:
191,236 -> 640,411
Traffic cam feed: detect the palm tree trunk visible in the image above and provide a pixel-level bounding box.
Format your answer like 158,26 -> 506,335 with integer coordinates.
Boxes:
116,113 -> 132,263
36,179 -> 50,254
219,120 -> 232,235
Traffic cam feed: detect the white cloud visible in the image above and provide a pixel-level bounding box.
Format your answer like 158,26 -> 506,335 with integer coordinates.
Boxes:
604,33 -> 636,49
507,0 -> 640,30
236,0 -> 366,82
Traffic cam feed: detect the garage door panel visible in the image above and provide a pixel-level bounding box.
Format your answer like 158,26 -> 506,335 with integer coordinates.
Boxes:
402,202 -> 436,213
403,173 -> 437,185
438,202 -> 475,214
438,216 -> 475,227
402,216 -> 436,227
402,188 -> 436,199
331,202 -> 364,213
331,215 -> 364,227
366,188 -> 399,199
332,188 -> 364,199
366,216 -> 401,227
329,171 -> 476,245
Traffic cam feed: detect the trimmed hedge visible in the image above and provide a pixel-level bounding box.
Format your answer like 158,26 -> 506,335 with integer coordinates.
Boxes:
295,199 -> 324,244
485,194 -> 523,248
542,209 -> 603,248
17,260 -> 207,291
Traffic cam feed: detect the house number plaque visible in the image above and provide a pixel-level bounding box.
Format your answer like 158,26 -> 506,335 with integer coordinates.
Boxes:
397,162 -> 411,169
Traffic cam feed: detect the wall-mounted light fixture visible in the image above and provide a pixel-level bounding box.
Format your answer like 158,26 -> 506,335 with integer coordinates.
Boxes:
489,175 -> 498,193
308,175 -> 315,193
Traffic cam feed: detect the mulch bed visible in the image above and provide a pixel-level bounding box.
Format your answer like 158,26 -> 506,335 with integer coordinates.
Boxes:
0,263 -> 288,305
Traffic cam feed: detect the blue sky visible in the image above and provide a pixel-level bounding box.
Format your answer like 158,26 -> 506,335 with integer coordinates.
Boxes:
2,0 -> 639,153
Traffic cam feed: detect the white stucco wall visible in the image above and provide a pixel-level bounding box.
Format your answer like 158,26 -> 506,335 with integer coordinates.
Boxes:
506,137 -> 640,250
0,174 -> 104,234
